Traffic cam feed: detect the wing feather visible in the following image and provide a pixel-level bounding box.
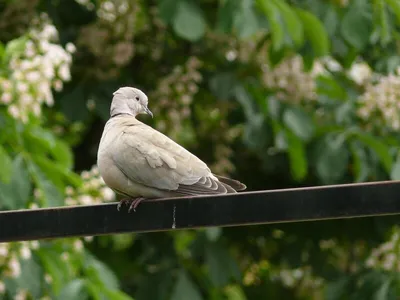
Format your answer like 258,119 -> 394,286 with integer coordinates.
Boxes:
112,122 -> 241,195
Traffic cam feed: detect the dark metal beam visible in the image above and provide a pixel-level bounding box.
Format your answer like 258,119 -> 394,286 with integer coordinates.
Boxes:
1,180 -> 400,242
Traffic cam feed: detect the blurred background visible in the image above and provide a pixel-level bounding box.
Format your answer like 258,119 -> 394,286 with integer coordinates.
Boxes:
1,0 -> 400,299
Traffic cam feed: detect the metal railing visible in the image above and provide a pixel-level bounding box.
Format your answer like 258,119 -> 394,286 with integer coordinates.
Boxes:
1,180 -> 400,242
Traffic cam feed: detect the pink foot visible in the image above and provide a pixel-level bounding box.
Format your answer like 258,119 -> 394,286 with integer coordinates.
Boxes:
117,197 -> 146,212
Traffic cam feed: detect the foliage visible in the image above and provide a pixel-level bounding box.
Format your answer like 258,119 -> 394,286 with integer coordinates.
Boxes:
1,0 -> 400,299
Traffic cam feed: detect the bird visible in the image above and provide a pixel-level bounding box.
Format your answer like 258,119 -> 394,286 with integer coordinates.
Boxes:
97,86 -> 246,212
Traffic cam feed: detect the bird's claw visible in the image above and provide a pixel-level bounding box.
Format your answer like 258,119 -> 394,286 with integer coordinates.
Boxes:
117,197 -> 145,213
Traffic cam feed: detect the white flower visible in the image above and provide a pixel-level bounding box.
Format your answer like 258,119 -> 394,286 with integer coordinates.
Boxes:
66,43 -> 76,53
32,103 -> 41,116
65,197 -> 77,206
20,245 -> 31,260
1,93 -> 12,104
225,50 -> 237,62
58,64 -> 71,81
16,82 -> 28,93
39,40 -> 50,52
383,253 -> 396,270
78,195 -> 93,205
81,171 -> 90,179
25,46 -> 35,58
65,186 -> 74,195
13,71 -> 23,81
53,80 -> 63,91
41,24 -> 58,40
8,256 -> 21,278
26,71 -> 41,82
101,187 -> 115,201
0,281 -> 5,294
8,105 -> 20,118
21,94 -> 33,105
1,80 -> 11,90
30,241 -> 40,250
348,62 -> 372,85
61,252 -> 69,261
84,236 -> 94,242
14,289 -> 27,300
44,274 -> 53,284
0,244 -> 8,257
41,60 -> 55,79
73,239 -> 83,252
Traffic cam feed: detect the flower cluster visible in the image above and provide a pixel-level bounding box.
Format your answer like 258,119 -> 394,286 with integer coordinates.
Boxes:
0,241 -> 39,297
260,55 -> 325,103
347,61 -> 373,86
0,14 -> 75,122
150,57 -> 203,142
65,165 -> 115,206
77,0 -> 140,79
365,228 -> 400,271
358,67 -> 400,131
75,0 -> 95,10
243,260 -> 323,296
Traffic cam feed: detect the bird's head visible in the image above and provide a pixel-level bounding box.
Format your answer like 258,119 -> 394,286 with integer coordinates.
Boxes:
110,87 -> 153,118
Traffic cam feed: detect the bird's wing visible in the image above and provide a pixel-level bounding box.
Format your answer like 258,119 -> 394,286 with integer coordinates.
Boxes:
112,123 -> 231,195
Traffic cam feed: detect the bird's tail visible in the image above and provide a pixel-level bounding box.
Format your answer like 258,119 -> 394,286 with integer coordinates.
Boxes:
215,175 -> 247,191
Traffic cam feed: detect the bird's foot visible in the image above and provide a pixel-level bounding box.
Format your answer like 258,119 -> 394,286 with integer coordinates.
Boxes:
117,197 -> 146,212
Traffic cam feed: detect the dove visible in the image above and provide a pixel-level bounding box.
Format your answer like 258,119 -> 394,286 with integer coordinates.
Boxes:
97,86 -> 246,212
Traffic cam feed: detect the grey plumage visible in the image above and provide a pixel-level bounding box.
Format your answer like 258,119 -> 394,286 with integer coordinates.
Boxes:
97,87 -> 246,205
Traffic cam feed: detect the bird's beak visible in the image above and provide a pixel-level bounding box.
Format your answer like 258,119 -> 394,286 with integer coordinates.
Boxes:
144,106 -> 153,118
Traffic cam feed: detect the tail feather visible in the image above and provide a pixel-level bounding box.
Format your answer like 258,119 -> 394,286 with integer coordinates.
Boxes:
215,175 -> 247,191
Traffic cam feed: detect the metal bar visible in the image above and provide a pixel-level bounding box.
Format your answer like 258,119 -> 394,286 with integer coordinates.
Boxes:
1,180 -> 400,242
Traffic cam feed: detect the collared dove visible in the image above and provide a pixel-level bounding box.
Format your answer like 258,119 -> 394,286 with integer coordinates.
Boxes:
97,87 -> 246,212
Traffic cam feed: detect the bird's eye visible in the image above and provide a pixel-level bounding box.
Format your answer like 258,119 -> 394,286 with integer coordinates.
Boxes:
135,96 -> 140,101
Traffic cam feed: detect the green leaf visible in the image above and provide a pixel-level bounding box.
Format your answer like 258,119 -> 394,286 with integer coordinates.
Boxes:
101,288 -> 133,300
390,152 -> 400,180
3,35 -> 28,63
0,155 -> 31,209
340,2 -> 372,50
316,76 -> 347,100
51,139 -> 73,170
216,0 -> 239,33
325,277 -> 350,300
206,242 -> 241,287
158,0 -> 180,24
173,1 -> 206,41
272,0 -> 304,47
314,135 -> 349,184
350,141 -> 370,182
233,3 -> 259,39
28,161 -> 64,207
283,106 -> 315,141
15,257 -> 43,298
171,270 -> 202,300
0,145 -> 12,183
374,278 -> 392,300
58,279 -> 89,300
374,0 -> 391,45
205,227 -> 222,242
85,253 -> 119,291
354,133 -> 393,173
286,130 -> 308,181
37,248 -> 70,295
267,96 -> 281,119
225,285 -> 247,300
209,73 -> 238,100
295,8 -> 330,57
257,0 -> 285,50
386,0 -> 400,24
